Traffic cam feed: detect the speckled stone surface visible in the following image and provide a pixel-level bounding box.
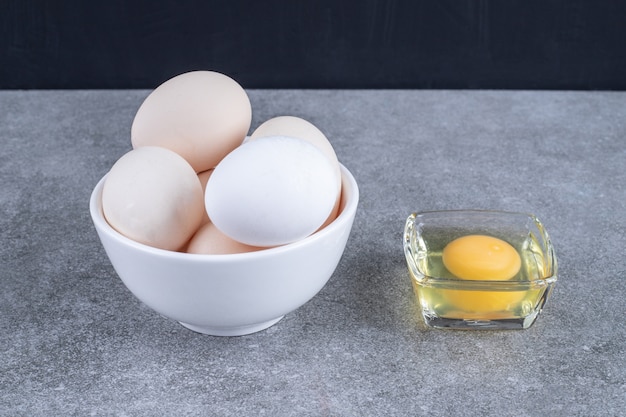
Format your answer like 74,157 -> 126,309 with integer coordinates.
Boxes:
1,90 -> 625,416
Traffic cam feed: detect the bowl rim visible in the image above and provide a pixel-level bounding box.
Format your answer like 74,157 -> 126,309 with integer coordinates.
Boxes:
90,163 -> 359,262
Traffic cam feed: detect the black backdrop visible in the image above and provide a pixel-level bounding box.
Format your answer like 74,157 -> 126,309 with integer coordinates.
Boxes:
2,0 -> 626,90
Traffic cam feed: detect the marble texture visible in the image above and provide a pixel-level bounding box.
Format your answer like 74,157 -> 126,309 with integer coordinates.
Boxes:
1,89 -> 625,416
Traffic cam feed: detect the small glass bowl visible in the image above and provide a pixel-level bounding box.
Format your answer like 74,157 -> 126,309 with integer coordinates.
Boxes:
403,210 -> 558,330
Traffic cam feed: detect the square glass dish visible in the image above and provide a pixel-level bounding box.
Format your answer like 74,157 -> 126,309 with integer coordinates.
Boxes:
403,210 -> 558,330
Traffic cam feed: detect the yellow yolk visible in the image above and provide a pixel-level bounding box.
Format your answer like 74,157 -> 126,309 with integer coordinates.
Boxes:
441,235 -> 524,318
442,235 -> 521,281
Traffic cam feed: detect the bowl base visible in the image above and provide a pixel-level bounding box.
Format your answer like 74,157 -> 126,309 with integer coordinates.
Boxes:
178,316 -> 284,336
422,309 -> 541,330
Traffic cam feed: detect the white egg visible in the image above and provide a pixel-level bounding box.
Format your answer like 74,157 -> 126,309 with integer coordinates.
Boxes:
205,136 -> 340,247
250,116 -> 341,184
102,146 -> 204,251
250,116 -> 342,228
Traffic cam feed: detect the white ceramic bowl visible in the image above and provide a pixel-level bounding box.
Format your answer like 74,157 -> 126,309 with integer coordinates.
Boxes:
90,164 -> 359,336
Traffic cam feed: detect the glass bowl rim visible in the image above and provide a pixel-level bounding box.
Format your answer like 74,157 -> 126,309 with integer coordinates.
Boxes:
403,209 -> 558,288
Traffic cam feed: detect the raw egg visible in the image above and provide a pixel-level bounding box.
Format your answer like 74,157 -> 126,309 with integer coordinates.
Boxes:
441,235 -> 524,317
443,235 -> 521,281
131,70 -> 251,173
102,146 -> 204,251
205,136 -> 339,247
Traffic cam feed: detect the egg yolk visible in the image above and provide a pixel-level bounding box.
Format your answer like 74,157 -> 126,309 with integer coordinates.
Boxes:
442,235 -> 521,281
440,235 -> 524,318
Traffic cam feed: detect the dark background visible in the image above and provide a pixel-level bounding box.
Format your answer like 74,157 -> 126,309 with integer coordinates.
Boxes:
2,0 -> 626,90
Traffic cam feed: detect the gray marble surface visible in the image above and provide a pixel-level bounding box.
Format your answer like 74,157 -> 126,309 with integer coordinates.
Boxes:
1,89 -> 625,416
